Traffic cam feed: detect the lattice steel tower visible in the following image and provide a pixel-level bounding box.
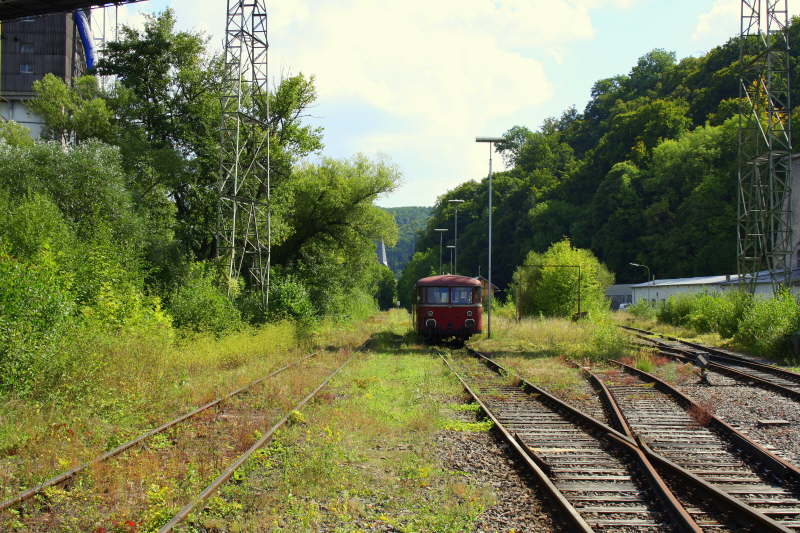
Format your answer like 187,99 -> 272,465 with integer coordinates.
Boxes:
738,0 -> 793,292
218,0 -> 271,308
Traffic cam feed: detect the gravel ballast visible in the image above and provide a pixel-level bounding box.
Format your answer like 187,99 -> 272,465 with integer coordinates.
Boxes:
670,370 -> 800,466
435,408 -> 557,532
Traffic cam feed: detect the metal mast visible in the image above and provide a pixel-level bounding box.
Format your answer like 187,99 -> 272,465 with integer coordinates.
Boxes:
737,0 -> 793,292
218,0 -> 271,308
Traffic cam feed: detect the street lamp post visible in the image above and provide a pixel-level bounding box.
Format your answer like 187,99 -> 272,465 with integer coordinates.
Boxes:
434,228 -> 448,275
446,245 -> 456,274
476,136 -> 503,339
448,199 -> 464,274
629,262 -> 652,304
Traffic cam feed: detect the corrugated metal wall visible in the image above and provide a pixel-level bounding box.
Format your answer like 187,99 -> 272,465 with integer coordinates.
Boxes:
1,13 -> 72,98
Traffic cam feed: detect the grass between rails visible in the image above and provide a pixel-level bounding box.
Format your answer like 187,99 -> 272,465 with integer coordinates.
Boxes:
469,315 -> 632,398
0,315 -> 380,511
179,311 -> 496,532
614,311 -> 727,347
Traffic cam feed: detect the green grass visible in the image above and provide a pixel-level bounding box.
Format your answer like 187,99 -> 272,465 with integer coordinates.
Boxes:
471,315 -> 629,362
0,314 -> 384,511
182,312 -> 496,532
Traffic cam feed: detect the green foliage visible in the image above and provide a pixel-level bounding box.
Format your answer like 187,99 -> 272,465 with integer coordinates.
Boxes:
656,290 -> 753,338
0,120 -> 33,147
0,250 -> 75,395
382,206 -> 432,276
267,273 -> 315,323
29,74 -> 114,142
168,263 -> 242,335
653,290 -> 800,359
397,249 -> 437,310
0,140 -> 144,243
628,300 -> 657,320
512,239 -> 614,318
735,290 -> 799,357
374,265 -> 397,310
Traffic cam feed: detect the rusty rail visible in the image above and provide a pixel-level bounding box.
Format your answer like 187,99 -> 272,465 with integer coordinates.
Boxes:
157,350 -> 358,532
0,351 -> 319,512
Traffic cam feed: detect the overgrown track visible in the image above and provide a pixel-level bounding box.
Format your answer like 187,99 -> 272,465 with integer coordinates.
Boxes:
0,351 -> 320,514
602,359 -> 800,531
157,350 -> 357,532
445,348 -> 703,532
621,326 -> 800,401
1,349 -> 360,531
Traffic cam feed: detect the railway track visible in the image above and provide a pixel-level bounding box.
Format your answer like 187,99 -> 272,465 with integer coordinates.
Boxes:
447,347 -> 800,531
446,349 -> 721,532
621,325 -> 800,401
1,348 -> 355,531
595,359 -> 800,531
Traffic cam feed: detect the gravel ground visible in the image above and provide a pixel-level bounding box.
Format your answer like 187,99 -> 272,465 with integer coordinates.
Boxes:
435,407 -> 557,532
669,370 -> 800,466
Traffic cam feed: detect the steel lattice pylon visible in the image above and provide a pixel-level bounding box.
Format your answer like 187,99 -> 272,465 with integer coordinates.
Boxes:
738,0 -> 793,292
218,0 -> 271,308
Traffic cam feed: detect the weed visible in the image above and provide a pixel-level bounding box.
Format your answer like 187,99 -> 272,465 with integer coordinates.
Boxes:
447,403 -> 480,412
440,419 -> 494,432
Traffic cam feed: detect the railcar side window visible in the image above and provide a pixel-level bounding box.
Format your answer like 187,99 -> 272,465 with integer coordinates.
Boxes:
451,287 -> 472,304
424,287 -> 449,304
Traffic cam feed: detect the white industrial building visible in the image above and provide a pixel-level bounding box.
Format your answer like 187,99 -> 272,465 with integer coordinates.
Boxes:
628,270 -> 800,305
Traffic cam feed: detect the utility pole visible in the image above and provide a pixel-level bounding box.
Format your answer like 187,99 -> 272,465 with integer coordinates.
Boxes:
448,199 -> 464,274
476,137 -> 502,338
434,228 -> 448,275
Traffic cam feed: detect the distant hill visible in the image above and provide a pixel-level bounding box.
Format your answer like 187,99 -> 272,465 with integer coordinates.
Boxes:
382,206 -> 432,276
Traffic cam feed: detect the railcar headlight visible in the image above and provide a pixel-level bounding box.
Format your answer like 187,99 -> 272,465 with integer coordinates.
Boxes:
427,310 -> 434,317
466,310 -> 473,317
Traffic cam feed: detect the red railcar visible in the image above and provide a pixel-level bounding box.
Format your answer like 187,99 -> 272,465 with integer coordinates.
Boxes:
413,275 -> 483,343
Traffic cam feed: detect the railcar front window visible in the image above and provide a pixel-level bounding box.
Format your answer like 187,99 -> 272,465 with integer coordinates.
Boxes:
425,287 -> 450,304
451,287 -> 472,304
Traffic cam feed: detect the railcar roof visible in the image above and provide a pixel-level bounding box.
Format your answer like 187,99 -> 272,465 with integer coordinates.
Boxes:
415,275 -> 482,287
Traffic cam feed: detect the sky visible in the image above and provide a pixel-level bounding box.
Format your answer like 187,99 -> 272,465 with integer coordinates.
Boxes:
113,0 -> 800,207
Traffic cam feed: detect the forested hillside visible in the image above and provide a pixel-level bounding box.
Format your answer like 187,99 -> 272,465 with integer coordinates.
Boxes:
399,19 -> 800,304
382,206 -> 432,276
0,10 -> 397,397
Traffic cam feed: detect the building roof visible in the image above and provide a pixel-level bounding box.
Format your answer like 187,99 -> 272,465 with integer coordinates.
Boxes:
416,275 -> 482,288
719,268 -> 800,285
630,274 -> 734,288
630,268 -> 800,288
0,1 -> 145,20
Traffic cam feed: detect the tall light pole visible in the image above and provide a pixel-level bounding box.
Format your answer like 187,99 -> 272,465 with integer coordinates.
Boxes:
476,136 -> 503,338
434,228 -> 448,275
446,245 -> 456,274
629,262 -> 652,304
448,199 -> 464,274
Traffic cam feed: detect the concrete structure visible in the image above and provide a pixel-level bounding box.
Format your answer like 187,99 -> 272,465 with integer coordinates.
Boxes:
0,12 -> 85,136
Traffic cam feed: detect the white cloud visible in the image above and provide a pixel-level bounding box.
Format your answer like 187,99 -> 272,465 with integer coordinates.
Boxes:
114,0 -> 641,206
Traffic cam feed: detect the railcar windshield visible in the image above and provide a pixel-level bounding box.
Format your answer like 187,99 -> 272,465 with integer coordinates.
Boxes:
451,287 -> 472,304
424,287 -> 450,304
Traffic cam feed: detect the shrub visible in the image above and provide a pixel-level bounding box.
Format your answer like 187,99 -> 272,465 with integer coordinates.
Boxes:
513,238 -> 614,318
735,289 -> 799,357
169,263 -> 242,335
268,275 -> 316,324
0,250 -> 75,395
628,300 -> 656,320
